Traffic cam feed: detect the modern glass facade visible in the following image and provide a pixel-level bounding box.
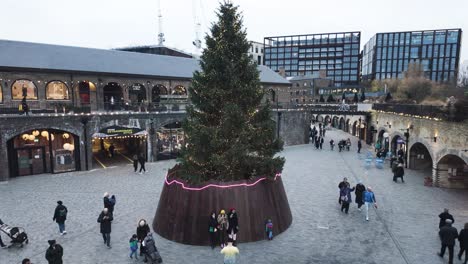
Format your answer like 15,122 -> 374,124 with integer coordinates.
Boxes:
362,29 -> 462,82
264,32 -> 361,87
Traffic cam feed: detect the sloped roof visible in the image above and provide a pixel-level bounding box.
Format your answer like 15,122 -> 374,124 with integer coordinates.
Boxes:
0,39 -> 289,84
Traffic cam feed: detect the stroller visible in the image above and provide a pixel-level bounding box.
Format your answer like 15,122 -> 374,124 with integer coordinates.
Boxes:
0,220 -> 29,247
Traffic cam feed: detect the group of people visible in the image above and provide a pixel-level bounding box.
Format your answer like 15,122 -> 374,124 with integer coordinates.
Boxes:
437,209 -> 468,264
337,138 -> 352,152
310,123 -> 326,150
338,177 -> 377,221
208,209 -> 241,264
132,154 -> 147,174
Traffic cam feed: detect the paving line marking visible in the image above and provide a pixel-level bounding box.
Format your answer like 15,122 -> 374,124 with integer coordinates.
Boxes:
338,151 -> 411,264
118,151 -> 134,163
93,156 -> 107,169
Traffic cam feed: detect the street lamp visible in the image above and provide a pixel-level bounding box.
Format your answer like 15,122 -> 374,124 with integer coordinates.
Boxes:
403,128 -> 410,168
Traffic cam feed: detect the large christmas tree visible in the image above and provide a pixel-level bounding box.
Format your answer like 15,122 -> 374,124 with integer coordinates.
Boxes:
179,2 -> 284,183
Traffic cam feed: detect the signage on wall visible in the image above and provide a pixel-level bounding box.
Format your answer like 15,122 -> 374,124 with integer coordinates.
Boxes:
397,138 -> 406,144
98,126 -> 144,137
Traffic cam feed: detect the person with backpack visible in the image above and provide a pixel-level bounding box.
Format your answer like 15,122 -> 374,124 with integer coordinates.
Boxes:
52,201 -> 68,235
45,240 -> 63,264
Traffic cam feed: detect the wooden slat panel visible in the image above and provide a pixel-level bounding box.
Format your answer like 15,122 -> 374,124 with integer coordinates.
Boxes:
153,170 -> 292,245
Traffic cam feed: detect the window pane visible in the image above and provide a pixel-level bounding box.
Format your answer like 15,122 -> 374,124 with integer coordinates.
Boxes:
46,81 -> 69,100
11,80 -> 38,100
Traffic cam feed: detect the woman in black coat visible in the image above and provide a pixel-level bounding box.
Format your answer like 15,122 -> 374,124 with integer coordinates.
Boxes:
459,222 -> 468,264
208,212 -> 218,249
227,208 -> 239,246
97,208 -> 113,248
354,182 -> 366,210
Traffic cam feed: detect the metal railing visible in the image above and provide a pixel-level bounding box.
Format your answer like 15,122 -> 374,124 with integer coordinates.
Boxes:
373,103 -> 468,121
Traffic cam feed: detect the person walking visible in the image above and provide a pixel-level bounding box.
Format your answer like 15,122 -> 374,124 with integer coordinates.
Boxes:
340,183 -> 355,214
323,129 -> 326,137
132,154 -> 139,173
393,162 -> 405,183
227,208 -> 239,246
138,154 -> 146,174
438,219 -> 458,264
220,239 -> 239,264
217,209 -> 229,248
330,139 -> 335,151
439,209 -> 455,229
338,178 -> 348,204
458,223 -> 468,264
357,140 -> 362,153
97,208 -> 113,248
108,144 -> 115,158
354,181 -> 366,211
265,219 -> 273,240
208,212 -> 218,249
319,137 -> 324,150
45,240 -> 63,264
363,187 -> 377,221
129,234 -> 139,259
52,201 -> 68,235
22,258 -> 32,264
103,193 -> 115,214
136,219 -> 151,262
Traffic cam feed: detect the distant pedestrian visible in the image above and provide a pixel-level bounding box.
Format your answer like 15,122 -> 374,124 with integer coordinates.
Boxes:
354,181 -> 366,211
103,193 -> 116,214
45,240 -> 63,264
438,219 -> 458,264
338,178 -> 348,204
458,222 -> 468,264
217,209 -> 229,248
315,137 -> 319,149
108,144 -> 115,158
265,219 -> 273,240
393,163 -> 405,183
129,234 -> 139,259
22,258 -> 32,264
439,209 -> 455,229
363,187 -> 377,221
357,140 -> 362,153
220,239 -> 239,264
138,155 -> 146,174
330,139 -> 335,151
227,208 -> 239,246
132,154 -> 139,173
136,219 -> 150,261
340,183 -> 355,214
319,137 -> 324,149
209,212 -> 218,249
346,138 -> 351,151
97,208 -> 113,248
52,201 -> 68,235
323,129 -> 326,137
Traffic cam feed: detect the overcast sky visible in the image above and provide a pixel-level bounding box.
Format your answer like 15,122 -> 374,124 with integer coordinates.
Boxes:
1,0 -> 467,63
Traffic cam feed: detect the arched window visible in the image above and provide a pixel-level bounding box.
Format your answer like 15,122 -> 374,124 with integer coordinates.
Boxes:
0,82 -> 3,103
172,85 -> 187,95
152,84 -> 168,102
46,81 -> 69,100
11,79 -> 37,100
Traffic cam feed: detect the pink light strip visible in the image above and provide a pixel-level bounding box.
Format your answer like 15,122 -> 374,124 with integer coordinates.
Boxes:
165,172 -> 282,191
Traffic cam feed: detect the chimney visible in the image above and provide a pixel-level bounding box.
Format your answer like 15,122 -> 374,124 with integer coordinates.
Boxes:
278,67 -> 286,78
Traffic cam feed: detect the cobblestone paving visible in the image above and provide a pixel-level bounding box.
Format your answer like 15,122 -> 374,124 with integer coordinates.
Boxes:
1,129 -> 467,264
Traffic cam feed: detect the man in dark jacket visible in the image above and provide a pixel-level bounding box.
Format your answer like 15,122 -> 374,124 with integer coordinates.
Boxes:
338,178 -> 348,204
103,193 -> 115,214
357,140 -> 362,153
439,209 -> 455,229
52,201 -> 67,235
458,222 -> 468,264
45,240 -> 63,264
438,219 -> 458,264
137,219 -> 151,261
393,163 -> 405,183
97,208 -> 113,248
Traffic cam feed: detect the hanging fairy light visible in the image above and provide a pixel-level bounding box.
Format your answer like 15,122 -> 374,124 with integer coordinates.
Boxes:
63,143 -> 71,150
63,133 -> 70,139
41,131 -> 49,138
22,134 -> 29,140
32,130 -> 40,136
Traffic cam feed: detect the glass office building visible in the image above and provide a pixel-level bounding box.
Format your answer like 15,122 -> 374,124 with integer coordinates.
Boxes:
264,32 -> 361,87
362,29 -> 462,82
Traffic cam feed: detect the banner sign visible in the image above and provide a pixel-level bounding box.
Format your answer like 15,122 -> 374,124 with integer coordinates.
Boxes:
98,126 -> 143,137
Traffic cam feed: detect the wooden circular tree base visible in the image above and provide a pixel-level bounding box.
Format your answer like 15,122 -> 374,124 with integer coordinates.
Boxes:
153,168 -> 292,245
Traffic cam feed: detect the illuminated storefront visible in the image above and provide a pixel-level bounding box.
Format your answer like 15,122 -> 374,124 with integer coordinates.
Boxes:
156,122 -> 184,160
7,129 -> 79,177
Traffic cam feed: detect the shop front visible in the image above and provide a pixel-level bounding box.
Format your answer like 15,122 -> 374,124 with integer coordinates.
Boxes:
7,129 -> 79,177
156,122 -> 184,160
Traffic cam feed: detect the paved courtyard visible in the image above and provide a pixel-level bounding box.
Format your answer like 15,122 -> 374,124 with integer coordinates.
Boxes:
1,129 -> 467,264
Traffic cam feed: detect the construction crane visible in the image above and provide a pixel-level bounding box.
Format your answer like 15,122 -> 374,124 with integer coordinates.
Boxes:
157,0 -> 165,46
192,0 -> 202,53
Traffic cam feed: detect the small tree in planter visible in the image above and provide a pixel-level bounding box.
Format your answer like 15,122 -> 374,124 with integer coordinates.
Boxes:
154,1 -> 291,245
